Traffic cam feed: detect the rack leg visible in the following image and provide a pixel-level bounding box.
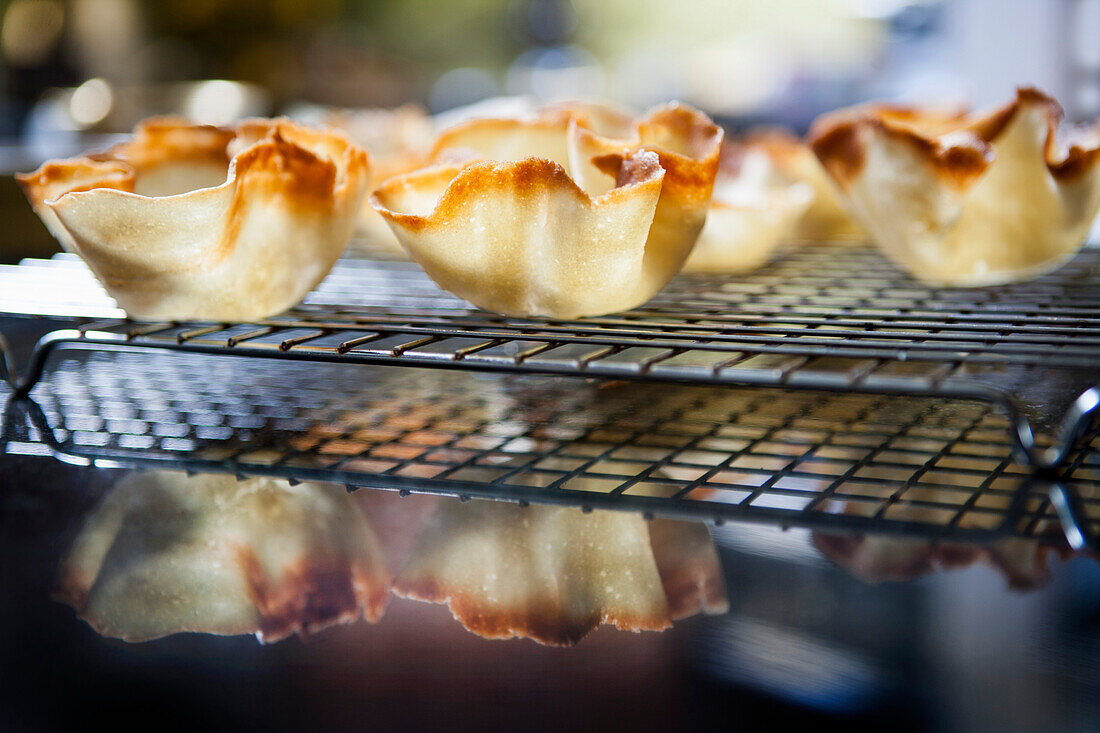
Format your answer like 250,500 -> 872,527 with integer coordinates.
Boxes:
12,340 -> 57,397
1042,387 -> 1100,469
0,394 -> 20,447
1007,386 -> 1100,472
1048,480 -> 1098,552
1,331 -> 67,398
0,331 -> 15,389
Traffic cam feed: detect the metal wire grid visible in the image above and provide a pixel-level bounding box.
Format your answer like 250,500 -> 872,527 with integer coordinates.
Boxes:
4,244 -> 1100,366
3,349 -> 1097,545
2,244 -> 1099,369
3,244 -> 1098,467
1,244 -> 1098,544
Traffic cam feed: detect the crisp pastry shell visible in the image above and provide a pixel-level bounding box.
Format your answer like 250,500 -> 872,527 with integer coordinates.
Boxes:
566,103 -> 724,284
373,103 -> 722,318
747,128 -> 866,241
682,142 -> 813,273
809,88 -> 1100,285
18,117 -> 370,321
372,152 -> 667,318
323,104 -> 434,257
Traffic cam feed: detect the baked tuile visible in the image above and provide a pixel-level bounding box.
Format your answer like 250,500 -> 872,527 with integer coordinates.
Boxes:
681,138 -> 813,273
744,127 -> 866,241
95,115 -> 235,168
372,151 -> 666,318
16,158 -> 135,252
372,101 -> 722,319
323,104 -> 434,183
56,471 -> 391,643
17,116 -> 370,321
808,87 -> 1100,285
322,104 -> 434,257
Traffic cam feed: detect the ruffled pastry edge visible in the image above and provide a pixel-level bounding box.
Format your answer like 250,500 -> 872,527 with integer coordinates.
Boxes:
809,87 -> 1100,191
370,148 -> 666,232
18,116 -> 370,214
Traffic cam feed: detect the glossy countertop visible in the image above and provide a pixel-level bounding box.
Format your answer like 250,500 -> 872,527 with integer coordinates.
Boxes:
2,309 -> 1099,732
3,452 -> 1100,732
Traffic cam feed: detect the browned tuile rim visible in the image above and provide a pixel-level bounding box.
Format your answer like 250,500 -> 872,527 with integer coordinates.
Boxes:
394,574 -> 671,647
809,87 -> 1100,190
370,149 -> 665,234
16,116 -> 370,209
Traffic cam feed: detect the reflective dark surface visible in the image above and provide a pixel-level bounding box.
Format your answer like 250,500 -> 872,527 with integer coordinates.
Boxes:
2,314 -> 1100,732
3,442 -> 1100,731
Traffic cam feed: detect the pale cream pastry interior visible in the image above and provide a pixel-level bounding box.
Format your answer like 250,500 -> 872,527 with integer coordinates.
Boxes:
370,102 -> 722,318
682,138 -> 813,273
18,117 -> 370,321
810,88 -> 1100,286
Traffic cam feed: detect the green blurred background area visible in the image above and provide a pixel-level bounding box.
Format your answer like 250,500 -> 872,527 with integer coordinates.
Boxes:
0,0 -> 1096,261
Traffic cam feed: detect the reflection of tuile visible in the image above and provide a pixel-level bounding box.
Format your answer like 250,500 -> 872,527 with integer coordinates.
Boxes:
57,471 -> 390,643
393,497 -> 730,646
812,531 -> 1068,590
648,518 -> 729,619
393,499 -> 672,646
811,481 -> 1082,589
351,489 -> 441,573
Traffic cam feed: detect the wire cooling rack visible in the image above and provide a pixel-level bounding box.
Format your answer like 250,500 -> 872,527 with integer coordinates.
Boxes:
2,244 -> 1098,469
2,349 -> 1096,546
0,244 -> 1098,546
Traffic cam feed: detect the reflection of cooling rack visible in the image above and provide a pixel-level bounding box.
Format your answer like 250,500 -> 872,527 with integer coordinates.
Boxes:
2,350 -> 1097,546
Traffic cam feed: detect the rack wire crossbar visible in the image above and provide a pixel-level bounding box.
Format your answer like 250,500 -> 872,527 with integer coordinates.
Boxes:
1,244 -> 1099,545
3,350 -> 1097,548
3,245 -> 1099,470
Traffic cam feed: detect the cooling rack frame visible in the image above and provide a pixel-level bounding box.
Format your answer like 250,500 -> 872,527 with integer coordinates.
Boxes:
1,244 -> 1098,547
1,345 -> 1097,551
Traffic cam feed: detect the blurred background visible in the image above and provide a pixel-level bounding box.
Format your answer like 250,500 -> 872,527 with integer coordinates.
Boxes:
2,0 -> 1098,133
0,0 -> 1097,261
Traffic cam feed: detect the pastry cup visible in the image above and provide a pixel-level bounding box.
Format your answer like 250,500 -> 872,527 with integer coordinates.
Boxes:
324,104 -> 434,183
18,117 -> 370,320
748,128 -> 865,241
323,104 -> 434,256
682,141 -> 813,273
372,102 -> 722,318
810,88 -> 1100,285
57,471 -> 390,643
426,99 -> 637,171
